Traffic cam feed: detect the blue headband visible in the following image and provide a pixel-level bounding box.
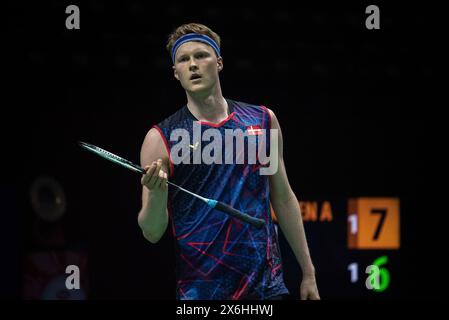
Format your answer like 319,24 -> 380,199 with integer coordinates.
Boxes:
171,33 -> 221,63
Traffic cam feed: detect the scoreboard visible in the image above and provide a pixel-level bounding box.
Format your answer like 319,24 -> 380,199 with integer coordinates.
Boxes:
273,197 -> 401,299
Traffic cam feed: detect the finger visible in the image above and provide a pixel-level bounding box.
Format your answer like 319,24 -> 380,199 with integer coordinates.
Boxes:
148,160 -> 162,186
141,165 -> 152,183
145,161 -> 157,177
157,170 -> 165,188
162,172 -> 168,190
143,162 -> 157,187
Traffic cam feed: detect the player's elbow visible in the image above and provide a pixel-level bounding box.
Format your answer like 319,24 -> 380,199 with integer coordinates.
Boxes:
139,222 -> 166,243
271,188 -> 296,206
142,229 -> 164,244
137,215 -> 167,244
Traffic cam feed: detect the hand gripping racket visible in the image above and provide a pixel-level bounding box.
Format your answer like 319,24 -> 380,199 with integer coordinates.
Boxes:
79,141 -> 265,228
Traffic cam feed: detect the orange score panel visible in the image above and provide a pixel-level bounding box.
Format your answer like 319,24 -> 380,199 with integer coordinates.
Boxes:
348,198 -> 400,250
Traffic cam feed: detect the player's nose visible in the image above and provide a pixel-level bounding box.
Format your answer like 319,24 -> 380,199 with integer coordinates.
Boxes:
189,60 -> 198,71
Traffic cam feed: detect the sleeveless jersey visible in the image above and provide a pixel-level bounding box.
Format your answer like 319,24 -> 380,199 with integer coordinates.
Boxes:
154,99 -> 289,300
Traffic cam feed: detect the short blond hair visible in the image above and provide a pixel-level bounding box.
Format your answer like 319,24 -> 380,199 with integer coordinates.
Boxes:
166,23 -> 221,56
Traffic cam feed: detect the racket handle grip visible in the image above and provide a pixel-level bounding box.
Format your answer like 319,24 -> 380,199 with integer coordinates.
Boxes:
214,201 -> 265,229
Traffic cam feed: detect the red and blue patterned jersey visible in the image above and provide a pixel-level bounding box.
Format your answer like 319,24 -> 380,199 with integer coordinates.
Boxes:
154,99 -> 289,300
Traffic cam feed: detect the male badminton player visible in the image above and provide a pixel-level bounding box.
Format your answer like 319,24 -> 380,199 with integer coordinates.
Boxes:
138,23 -> 320,300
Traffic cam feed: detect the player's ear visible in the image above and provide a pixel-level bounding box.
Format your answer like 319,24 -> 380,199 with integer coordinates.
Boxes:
217,57 -> 223,72
173,65 -> 180,80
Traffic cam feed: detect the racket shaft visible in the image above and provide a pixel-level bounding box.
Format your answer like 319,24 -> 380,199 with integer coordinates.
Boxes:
214,202 -> 265,228
80,141 -> 263,227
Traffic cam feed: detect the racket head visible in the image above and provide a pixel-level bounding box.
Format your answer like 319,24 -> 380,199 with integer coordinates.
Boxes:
79,141 -> 145,174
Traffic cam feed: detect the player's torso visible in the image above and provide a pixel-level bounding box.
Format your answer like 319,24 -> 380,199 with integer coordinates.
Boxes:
155,99 -> 288,299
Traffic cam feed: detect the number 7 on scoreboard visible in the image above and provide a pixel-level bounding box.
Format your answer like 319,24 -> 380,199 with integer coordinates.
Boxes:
348,198 -> 400,250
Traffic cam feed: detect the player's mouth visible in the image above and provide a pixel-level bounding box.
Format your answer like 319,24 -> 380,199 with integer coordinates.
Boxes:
190,74 -> 202,81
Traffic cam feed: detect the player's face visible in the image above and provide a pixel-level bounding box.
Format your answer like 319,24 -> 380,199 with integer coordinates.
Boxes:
173,41 -> 223,95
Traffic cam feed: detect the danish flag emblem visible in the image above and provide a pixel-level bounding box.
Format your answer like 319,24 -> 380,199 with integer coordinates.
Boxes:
246,125 -> 263,135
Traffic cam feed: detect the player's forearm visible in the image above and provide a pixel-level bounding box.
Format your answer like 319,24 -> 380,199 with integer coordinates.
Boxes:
138,191 -> 168,243
272,192 -> 315,276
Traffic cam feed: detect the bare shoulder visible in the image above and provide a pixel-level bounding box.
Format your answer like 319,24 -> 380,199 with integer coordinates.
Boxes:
142,127 -> 165,146
265,106 -> 275,117
264,107 -> 280,130
140,127 -> 169,168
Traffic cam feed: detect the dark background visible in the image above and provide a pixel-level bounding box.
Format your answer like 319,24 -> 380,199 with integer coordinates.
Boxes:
3,1 -> 442,300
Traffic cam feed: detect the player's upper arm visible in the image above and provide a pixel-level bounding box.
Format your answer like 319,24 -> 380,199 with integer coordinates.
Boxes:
266,108 -> 295,203
266,108 -> 283,159
140,127 -> 170,173
140,127 -> 171,206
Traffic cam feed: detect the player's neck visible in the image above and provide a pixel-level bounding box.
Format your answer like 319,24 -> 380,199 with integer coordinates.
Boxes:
186,91 -> 229,124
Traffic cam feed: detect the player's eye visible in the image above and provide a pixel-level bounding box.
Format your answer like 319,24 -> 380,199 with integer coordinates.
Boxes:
195,52 -> 210,59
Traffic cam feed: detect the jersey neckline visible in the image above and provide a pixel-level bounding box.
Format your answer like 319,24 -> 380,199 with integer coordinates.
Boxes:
184,99 -> 236,127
